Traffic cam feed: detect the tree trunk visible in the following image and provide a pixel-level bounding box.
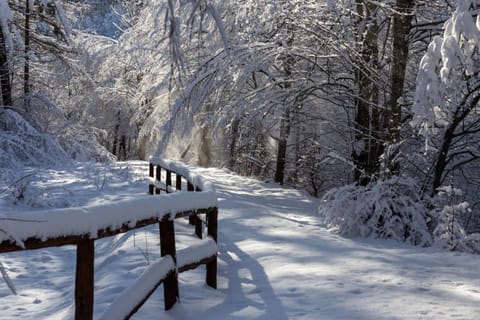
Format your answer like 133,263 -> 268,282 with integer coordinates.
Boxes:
431,94 -> 480,196
0,24 -> 11,107
385,0 -> 415,175
198,126 -> 212,167
24,0 -> 30,107
352,0 -> 381,186
228,118 -> 240,170
274,108 -> 290,185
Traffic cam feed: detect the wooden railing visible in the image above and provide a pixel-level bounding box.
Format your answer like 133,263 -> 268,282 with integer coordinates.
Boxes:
0,158 -> 218,320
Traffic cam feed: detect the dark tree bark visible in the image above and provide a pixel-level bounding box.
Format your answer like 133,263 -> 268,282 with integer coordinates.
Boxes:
274,108 -> 291,185
352,0 -> 381,186
0,24 -> 12,106
228,117 -> 240,169
24,0 -> 31,107
432,92 -> 480,196
385,0 -> 415,175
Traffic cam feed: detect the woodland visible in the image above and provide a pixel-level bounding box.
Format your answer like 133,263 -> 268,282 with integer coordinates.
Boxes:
1,0 -> 480,253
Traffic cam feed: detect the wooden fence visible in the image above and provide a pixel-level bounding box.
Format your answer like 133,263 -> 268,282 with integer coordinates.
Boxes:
0,158 -> 218,319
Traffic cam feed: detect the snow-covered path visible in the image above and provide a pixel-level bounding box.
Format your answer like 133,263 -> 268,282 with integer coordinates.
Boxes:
178,168 -> 480,320
1,163 -> 479,319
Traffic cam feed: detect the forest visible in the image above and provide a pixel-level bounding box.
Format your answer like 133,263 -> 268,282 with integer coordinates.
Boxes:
1,0 -> 480,253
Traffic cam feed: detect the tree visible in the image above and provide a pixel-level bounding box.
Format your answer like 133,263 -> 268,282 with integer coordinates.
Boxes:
412,0 -> 480,196
351,0 -> 382,186
385,0 -> 416,175
0,0 -> 13,107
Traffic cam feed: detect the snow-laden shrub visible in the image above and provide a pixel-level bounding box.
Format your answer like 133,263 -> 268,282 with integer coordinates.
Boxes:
21,94 -> 115,163
56,126 -> 114,163
0,108 -> 113,184
319,177 -> 432,246
466,233 -> 480,253
430,186 -> 477,252
0,109 -> 68,181
433,202 -> 471,252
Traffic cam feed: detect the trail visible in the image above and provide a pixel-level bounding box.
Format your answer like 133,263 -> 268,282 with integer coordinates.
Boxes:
171,168 -> 480,320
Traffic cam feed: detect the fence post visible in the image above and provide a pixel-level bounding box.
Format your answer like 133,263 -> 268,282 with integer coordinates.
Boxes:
159,218 -> 179,310
155,165 -> 161,194
187,182 -> 196,226
166,170 -> 172,193
148,163 -> 154,195
195,216 -> 202,239
75,239 -> 94,320
176,174 -> 182,191
206,207 -> 218,289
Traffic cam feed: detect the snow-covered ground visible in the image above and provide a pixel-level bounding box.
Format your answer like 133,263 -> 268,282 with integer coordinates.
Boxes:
0,161 -> 479,319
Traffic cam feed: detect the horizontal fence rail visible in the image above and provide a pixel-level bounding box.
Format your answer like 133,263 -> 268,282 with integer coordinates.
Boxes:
0,158 -> 218,320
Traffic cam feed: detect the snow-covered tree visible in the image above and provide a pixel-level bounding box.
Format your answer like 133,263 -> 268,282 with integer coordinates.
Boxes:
412,0 -> 480,197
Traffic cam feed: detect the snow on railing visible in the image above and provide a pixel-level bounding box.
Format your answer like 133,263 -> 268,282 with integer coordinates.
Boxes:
0,193 -> 217,248
98,256 -> 175,320
99,237 -> 218,320
0,158 -> 218,320
149,156 -> 216,192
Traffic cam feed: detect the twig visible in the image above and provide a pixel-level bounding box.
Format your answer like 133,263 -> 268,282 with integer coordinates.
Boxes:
0,173 -> 36,195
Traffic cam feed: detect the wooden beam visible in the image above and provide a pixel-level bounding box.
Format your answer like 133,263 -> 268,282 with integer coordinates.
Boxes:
148,163 -> 154,195
159,219 -> 179,310
155,166 -> 161,194
195,215 -> 202,239
176,174 -> 182,191
206,208 -> 218,289
187,182 -> 196,225
75,239 -> 94,320
178,255 -> 216,273
166,170 -> 172,193
0,209 -> 215,254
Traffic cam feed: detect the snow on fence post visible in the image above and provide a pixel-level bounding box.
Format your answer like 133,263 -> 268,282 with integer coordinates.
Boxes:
148,163 -> 154,195
159,218 -> 179,310
186,181 -> 202,237
75,239 -> 94,320
206,207 -> 218,289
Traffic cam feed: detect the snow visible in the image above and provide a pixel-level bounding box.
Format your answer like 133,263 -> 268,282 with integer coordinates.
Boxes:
98,255 -> 174,320
0,189 -> 216,246
177,237 -> 217,269
149,157 -> 215,192
412,0 -> 480,144
0,161 -> 479,319
0,0 -> 14,51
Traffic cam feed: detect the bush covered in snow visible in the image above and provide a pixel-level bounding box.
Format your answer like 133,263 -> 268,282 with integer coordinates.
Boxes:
0,108 -> 113,190
319,177 -> 433,246
0,109 -> 67,181
319,177 -> 480,252
430,186 -> 480,253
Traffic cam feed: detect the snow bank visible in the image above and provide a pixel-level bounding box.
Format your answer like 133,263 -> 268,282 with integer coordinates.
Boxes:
98,255 -> 175,320
0,191 -> 217,246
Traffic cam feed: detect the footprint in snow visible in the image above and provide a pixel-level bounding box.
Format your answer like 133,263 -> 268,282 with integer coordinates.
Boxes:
348,289 -> 363,295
